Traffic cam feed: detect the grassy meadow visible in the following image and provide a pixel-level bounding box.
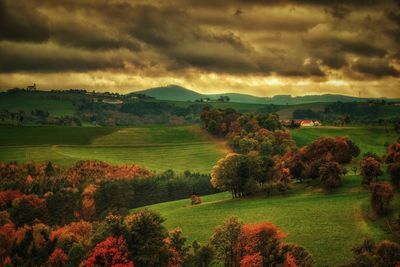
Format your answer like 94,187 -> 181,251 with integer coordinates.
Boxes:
0,91 -> 75,117
0,125 -> 225,173
291,126 -> 398,156
138,174 -> 397,266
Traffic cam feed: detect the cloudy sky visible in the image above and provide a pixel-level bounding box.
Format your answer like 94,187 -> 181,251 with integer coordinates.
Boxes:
0,0 -> 399,97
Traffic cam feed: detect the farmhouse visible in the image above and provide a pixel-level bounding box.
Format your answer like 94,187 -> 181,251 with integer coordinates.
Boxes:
300,120 -> 322,127
102,99 -> 123,104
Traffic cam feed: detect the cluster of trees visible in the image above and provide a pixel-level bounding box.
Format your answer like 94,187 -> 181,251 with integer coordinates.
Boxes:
77,100 -> 210,126
204,107 -> 362,197
292,109 -> 320,120
201,107 -> 281,137
202,107 -> 299,197
290,102 -> 400,127
210,217 -> 314,267
0,161 -> 217,226
386,139 -> 400,187
351,238 -> 400,266
279,137 -> 360,189
358,139 -> 400,217
0,208 -> 315,267
211,136 -> 360,197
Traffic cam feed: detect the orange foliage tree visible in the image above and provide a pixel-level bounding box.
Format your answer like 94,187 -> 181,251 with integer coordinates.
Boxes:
360,157 -> 383,185
50,220 -> 92,246
48,248 -> 68,267
82,185 -> 97,220
370,182 -> 394,215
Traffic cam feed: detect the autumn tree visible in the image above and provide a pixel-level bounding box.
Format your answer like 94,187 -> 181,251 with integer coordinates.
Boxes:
360,157 -> 383,185
319,161 -> 344,190
48,248 -> 68,267
210,217 -> 312,267
386,141 -> 400,187
83,236 -> 133,267
82,184 -> 97,220
352,238 -> 400,267
164,228 -> 189,267
370,182 -> 394,215
388,162 -> 400,187
239,222 -> 287,266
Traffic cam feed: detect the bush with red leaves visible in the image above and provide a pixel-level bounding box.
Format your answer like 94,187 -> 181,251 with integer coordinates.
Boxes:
83,236 -> 134,267
48,248 -> 68,267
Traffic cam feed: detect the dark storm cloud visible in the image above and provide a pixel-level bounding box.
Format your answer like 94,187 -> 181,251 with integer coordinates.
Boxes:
0,42 -> 127,73
0,1 -> 50,42
351,58 -> 400,78
0,0 -> 399,80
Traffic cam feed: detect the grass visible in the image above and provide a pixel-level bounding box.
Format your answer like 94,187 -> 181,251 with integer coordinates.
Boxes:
138,175 -> 395,266
291,126 -> 398,156
0,126 -> 115,146
0,125 -> 225,173
0,91 -> 75,117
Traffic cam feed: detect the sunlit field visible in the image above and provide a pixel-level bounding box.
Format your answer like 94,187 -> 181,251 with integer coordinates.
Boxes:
0,125 -> 225,173
139,174 -> 397,266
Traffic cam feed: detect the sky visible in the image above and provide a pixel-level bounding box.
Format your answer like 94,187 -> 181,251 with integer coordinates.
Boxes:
0,0 -> 399,97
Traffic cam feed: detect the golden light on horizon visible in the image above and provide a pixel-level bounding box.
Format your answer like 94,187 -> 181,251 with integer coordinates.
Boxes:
0,0 -> 399,97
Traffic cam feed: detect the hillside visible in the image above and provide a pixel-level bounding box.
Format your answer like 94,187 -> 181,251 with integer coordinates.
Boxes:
134,85 -> 204,102
133,84 -> 400,104
0,125 -> 224,173
138,176 -> 394,266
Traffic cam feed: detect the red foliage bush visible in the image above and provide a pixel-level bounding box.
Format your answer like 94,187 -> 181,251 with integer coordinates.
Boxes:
0,190 -> 23,209
240,253 -> 263,267
48,248 -> 68,267
83,236 -> 134,267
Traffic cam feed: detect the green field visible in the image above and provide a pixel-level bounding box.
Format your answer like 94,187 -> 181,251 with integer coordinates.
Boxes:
291,126 -> 398,156
138,175 -> 397,266
0,125 -> 225,173
0,92 -> 75,117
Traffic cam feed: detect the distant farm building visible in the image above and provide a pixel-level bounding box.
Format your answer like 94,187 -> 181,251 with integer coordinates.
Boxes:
102,99 -> 123,104
281,119 -> 321,128
300,120 -> 321,127
26,83 -> 36,91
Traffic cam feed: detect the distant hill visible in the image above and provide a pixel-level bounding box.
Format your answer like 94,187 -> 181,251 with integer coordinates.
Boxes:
132,84 -> 400,105
134,85 -> 204,102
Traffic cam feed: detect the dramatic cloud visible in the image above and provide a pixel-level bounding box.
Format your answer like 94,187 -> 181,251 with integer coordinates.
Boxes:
0,0 -> 399,97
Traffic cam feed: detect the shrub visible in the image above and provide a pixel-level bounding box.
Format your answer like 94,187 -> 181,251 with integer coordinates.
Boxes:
370,182 -> 394,215
319,161 -> 343,190
83,236 -> 133,267
360,157 -> 383,185
190,195 -> 202,205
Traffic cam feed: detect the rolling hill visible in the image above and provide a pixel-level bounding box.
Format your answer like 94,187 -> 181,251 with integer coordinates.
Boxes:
134,85 -> 204,102
133,84 -> 400,105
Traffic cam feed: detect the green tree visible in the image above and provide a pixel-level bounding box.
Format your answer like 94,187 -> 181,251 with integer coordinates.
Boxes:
124,209 -> 169,267
210,217 -> 242,267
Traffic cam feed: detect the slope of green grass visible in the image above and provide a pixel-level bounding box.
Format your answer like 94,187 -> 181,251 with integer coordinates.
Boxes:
138,175 -> 393,266
0,126 -> 115,146
0,125 -> 225,173
0,92 -> 75,117
291,126 -> 398,156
